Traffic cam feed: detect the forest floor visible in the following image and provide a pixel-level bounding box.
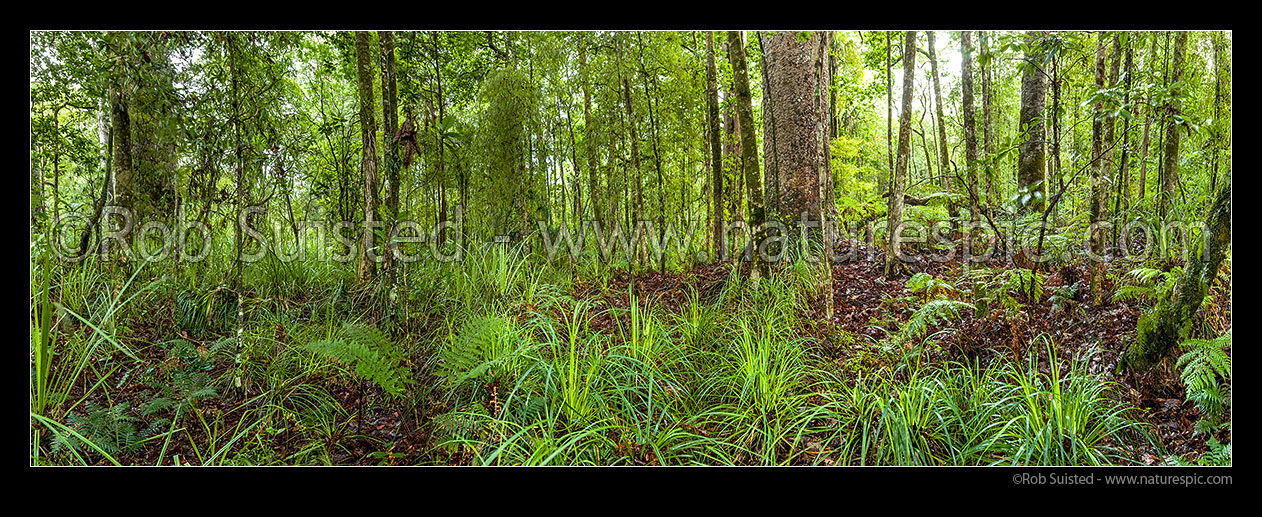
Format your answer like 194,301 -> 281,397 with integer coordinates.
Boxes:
58,238 -> 1229,466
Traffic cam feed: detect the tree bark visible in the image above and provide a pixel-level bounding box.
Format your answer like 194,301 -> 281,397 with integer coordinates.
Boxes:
885,31 -> 917,279
760,30 -> 835,316
1158,31 -> 1188,220
1120,181 -> 1231,373
1088,32 -> 1113,305
705,31 -> 724,260
980,31 -> 995,207
379,30 -> 400,287
1138,33 -> 1158,204
961,31 -> 980,241
580,37 -> 600,228
1017,31 -> 1048,213
355,31 -> 379,281
927,31 -> 951,193
726,31 -> 768,280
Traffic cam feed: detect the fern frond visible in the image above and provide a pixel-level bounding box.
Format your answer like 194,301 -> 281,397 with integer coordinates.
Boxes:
304,322 -> 410,397
900,300 -> 974,344
1111,285 -> 1154,303
1176,330 -> 1231,429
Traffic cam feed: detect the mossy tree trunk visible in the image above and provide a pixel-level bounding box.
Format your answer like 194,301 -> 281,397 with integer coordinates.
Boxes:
1017,31 -> 1048,214
1120,181 -> 1231,373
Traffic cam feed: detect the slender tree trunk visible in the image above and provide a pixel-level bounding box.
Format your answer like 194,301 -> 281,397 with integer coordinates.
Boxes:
961,31 -> 980,246
1113,33 -> 1135,244
580,37 -> 600,228
927,31 -> 951,193
1158,31 -> 1188,220
228,34 -> 245,287
1138,32 -> 1158,204
886,32 -> 894,191
78,103 -> 114,257
726,30 -> 767,280
1089,32 -> 1109,305
355,31 -> 379,281
618,36 -> 644,269
706,31 -> 724,260
886,31 -> 917,279
379,31 -> 400,287
980,31 -> 995,207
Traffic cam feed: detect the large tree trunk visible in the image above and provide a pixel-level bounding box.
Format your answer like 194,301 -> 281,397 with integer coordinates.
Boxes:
1017,31 -> 1048,214
1158,31 -> 1189,220
760,30 -> 831,223
726,31 -> 768,280
355,31 -> 379,281
1120,181 -> 1231,373
706,31 -> 724,260
885,31 -> 917,279
108,38 -> 134,218
130,39 -> 178,223
760,30 -> 835,316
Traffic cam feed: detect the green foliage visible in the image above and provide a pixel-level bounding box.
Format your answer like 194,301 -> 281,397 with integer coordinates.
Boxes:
1008,341 -> 1143,465
436,314 -> 525,387
1048,283 -> 1083,315
899,299 -> 974,346
1112,266 -> 1182,305
906,272 -> 963,302
1176,330 -> 1231,433
965,266 -> 1042,319
53,402 -> 160,459
304,322 -> 410,397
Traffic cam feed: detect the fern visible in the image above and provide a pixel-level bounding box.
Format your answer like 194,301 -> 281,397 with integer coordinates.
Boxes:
1176,330 -> 1231,431
899,300 -> 974,345
304,323 -> 410,397
906,272 -> 962,302
54,402 -> 156,458
1048,283 -> 1082,315
964,267 -> 1040,319
437,315 -> 518,386
1112,266 -> 1182,304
